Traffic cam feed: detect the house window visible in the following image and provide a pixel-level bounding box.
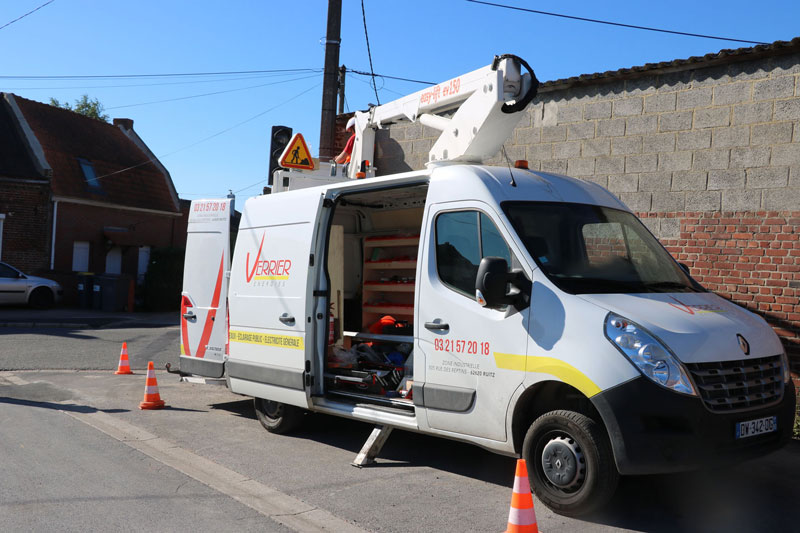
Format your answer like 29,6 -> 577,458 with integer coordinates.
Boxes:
0,213 -> 5,260
105,246 -> 122,275
78,158 -> 102,190
72,241 -> 90,272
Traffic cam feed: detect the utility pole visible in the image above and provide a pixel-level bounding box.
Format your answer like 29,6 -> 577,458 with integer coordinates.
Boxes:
318,0 -> 342,162
338,65 -> 347,114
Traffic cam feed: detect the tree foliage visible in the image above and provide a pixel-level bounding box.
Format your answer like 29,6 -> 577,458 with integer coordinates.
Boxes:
49,94 -> 110,122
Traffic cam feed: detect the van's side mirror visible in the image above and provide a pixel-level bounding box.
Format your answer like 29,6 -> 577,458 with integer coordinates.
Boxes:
476,257 -> 525,309
678,262 -> 691,276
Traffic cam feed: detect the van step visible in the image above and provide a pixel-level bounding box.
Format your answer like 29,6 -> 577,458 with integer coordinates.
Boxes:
328,390 -> 415,416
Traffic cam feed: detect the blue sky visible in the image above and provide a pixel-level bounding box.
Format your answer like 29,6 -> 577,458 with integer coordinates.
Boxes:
2,0 -> 798,201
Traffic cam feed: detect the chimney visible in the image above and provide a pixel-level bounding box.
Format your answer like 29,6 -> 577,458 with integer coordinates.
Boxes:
113,118 -> 134,130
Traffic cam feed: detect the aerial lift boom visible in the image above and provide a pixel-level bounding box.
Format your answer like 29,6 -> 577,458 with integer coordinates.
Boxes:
347,54 -> 538,178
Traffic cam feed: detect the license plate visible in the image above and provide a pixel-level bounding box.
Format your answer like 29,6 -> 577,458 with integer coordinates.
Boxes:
735,416 -> 777,439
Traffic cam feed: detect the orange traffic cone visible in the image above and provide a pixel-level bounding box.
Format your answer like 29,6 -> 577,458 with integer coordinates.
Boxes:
505,459 -> 538,533
114,342 -> 133,375
139,361 -> 166,410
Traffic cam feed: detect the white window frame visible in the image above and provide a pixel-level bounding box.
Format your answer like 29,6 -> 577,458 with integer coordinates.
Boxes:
72,241 -> 90,272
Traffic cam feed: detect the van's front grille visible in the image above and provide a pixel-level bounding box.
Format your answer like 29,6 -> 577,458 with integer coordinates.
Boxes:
686,355 -> 783,412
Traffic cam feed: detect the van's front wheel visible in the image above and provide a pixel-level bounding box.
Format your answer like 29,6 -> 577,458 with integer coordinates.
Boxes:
254,398 -> 303,434
522,410 -> 618,517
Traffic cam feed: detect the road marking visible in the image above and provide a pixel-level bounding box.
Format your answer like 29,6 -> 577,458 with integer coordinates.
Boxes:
63,409 -> 367,533
5,374 -> 29,386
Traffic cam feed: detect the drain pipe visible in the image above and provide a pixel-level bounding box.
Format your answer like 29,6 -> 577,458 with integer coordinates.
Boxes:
50,199 -> 58,270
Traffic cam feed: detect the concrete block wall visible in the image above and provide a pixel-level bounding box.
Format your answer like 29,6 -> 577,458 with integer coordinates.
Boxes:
371,44 -> 800,369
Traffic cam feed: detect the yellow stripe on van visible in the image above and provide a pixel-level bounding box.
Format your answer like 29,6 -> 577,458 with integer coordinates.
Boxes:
253,275 -> 289,280
180,343 -> 185,356
493,352 -> 601,398
229,330 -> 304,350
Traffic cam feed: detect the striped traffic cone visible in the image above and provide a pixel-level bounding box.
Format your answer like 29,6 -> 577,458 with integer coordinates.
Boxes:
505,459 -> 538,533
139,361 -> 166,410
114,342 -> 133,375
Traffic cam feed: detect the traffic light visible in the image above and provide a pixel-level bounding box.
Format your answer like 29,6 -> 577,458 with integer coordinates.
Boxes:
268,125 -> 293,186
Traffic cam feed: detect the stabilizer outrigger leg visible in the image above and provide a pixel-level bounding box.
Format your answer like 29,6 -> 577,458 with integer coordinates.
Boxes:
352,425 -> 394,467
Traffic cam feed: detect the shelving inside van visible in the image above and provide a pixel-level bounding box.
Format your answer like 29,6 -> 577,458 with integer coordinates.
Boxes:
323,183 -> 428,411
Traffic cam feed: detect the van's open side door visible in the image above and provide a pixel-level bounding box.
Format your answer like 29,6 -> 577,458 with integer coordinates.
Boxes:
179,198 -> 232,379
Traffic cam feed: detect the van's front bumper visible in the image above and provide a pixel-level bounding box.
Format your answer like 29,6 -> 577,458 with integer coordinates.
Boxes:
592,376 -> 796,475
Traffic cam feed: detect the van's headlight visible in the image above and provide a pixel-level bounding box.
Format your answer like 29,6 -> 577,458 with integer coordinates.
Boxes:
605,313 -> 696,396
780,351 -> 791,384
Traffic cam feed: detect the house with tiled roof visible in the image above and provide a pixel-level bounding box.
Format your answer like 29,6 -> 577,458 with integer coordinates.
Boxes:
0,93 -> 184,308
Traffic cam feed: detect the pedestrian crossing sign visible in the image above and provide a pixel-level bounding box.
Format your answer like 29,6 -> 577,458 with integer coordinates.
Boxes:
278,133 -> 315,170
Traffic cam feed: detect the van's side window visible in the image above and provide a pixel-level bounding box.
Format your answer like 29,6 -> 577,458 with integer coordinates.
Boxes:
436,211 -> 511,298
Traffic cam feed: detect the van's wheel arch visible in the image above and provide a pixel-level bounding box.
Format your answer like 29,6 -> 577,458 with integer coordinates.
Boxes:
29,287 -> 55,309
521,409 -> 618,517
253,398 -> 304,434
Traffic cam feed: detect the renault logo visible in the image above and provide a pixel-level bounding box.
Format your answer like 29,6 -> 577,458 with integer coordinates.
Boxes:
737,334 -> 750,355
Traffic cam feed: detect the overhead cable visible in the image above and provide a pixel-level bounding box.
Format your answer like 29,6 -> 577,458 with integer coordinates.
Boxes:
0,0 -> 56,32
360,0 -> 380,105
466,0 -> 768,45
89,82 -> 322,184
106,73 -> 322,110
0,68 -> 322,81
3,72 -> 315,91
349,69 -> 434,85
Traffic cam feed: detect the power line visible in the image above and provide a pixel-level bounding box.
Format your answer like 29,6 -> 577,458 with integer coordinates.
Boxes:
349,69 -> 434,85
89,82 -> 322,184
360,0 -> 380,105
0,0 -> 56,32
233,178 -> 269,194
0,68 -> 322,81
2,72 -> 310,91
106,73 -> 321,110
466,0 -> 768,45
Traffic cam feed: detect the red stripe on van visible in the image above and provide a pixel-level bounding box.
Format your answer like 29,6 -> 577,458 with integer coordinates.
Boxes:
196,254 -> 225,359
180,296 -> 191,357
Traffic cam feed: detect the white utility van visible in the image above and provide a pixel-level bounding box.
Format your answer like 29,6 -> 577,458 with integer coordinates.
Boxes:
179,57 -> 796,516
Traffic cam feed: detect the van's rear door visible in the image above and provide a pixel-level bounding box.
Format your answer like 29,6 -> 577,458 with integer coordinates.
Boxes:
226,189 -> 324,409
180,198 -> 232,378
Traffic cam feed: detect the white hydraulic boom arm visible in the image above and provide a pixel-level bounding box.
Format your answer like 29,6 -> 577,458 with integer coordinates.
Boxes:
347,54 -> 538,179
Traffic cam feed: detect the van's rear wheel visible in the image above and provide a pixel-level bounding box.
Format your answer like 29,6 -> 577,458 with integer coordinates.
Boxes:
254,398 -> 303,434
522,410 -> 618,517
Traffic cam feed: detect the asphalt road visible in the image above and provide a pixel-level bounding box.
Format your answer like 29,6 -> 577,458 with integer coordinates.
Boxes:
1,321 -> 799,532
0,325 -> 179,371
0,391 -> 290,533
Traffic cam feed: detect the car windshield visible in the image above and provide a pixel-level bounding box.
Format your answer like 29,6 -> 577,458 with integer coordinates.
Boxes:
502,202 -> 702,295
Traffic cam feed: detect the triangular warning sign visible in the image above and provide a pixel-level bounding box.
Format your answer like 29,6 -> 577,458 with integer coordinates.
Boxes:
278,133 -> 315,170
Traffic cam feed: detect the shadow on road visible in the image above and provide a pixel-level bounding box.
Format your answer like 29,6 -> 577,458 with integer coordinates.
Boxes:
209,397 -> 800,529
584,443 -> 800,532
0,326 -> 99,339
209,398 -> 257,420
0,397 -> 129,414
214,400 -> 519,487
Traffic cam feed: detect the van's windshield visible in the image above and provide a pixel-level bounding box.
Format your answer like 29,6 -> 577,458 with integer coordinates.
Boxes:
502,202 -> 702,295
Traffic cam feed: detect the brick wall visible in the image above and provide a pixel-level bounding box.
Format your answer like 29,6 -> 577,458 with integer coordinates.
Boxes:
52,202 -> 183,305
371,44 -> 800,374
0,180 -> 51,273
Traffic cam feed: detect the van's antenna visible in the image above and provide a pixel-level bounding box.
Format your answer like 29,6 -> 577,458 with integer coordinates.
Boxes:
501,145 -> 517,187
